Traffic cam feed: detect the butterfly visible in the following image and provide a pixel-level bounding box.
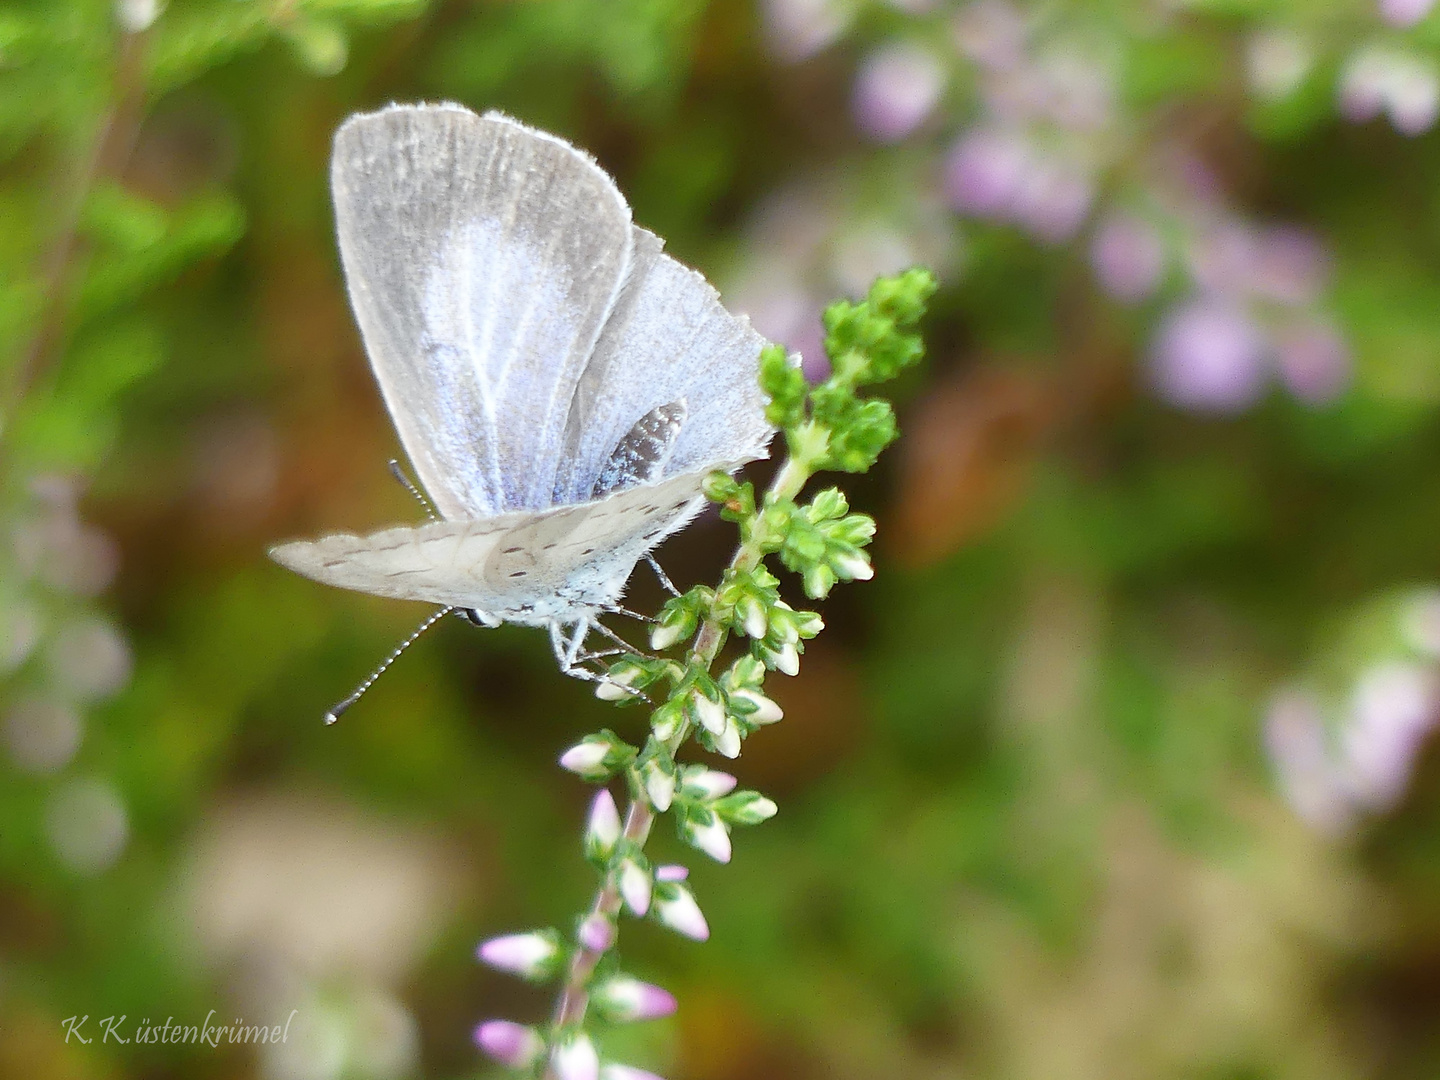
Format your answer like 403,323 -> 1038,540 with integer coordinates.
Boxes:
269,103 -> 774,717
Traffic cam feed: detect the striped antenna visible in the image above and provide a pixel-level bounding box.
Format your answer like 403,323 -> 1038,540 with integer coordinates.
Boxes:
324,605 -> 455,724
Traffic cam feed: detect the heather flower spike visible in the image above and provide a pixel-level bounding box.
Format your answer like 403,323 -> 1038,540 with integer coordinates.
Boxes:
471,269 -> 936,1068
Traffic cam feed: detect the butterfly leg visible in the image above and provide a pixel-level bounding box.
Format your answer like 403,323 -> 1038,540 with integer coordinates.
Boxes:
645,553 -> 681,597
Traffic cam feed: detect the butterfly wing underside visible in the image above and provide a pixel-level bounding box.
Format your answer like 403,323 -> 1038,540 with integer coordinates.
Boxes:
269,469 -> 718,617
331,104 -> 637,517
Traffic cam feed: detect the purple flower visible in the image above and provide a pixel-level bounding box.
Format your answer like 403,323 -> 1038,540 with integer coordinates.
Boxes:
578,912 -> 616,952
943,128 -> 1031,218
1009,156 -> 1093,244
763,0 -> 850,63
1264,688 -> 1353,834
1150,300 -> 1269,413
1090,213 -> 1166,302
474,1020 -> 545,1069
853,42 -> 946,142
1340,46 -> 1440,135
1274,318 -> 1351,405
1343,661 -> 1440,810
1380,0 -> 1436,28
1249,226 -> 1329,306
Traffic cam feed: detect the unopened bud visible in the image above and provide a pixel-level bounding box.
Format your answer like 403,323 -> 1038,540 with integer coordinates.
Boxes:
833,551 -> 874,581
655,864 -> 688,882
560,740 -> 609,778
552,1034 -> 600,1080
619,857 -> 652,916
474,1020 -> 544,1069
477,931 -> 561,980
684,812 -> 732,863
716,791 -> 779,825
737,595 -> 767,639
729,688 -> 782,724
586,789 -> 623,858
601,1066 -> 668,1080
578,912 -> 615,952
641,757 -> 675,811
714,716 -> 742,758
592,975 -> 678,1022
683,768 -> 738,800
654,883 -> 709,941
691,689 -> 726,735
775,643 -> 800,677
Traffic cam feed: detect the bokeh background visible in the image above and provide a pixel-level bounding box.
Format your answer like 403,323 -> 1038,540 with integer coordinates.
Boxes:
6,0 -> 1440,1077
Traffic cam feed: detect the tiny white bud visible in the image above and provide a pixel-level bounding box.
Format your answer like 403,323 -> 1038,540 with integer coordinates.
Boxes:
739,596 -> 767,639
692,690 -> 726,734
592,976 -> 677,1022
655,883 -> 709,941
650,621 -> 686,650
595,678 -> 638,701
720,792 -> 779,825
775,643 -> 801,676
641,758 -> 675,811
714,717 -> 742,758
552,1033 -> 600,1080
684,769 -> 738,800
586,789 -> 622,855
601,1066 -> 668,1080
730,688 -> 783,724
619,857 -> 652,916
559,740 -> 610,777
654,864 -> 688,882
833,551 -> 874,581
685,814 -> 732,863
477,932 -> 559,979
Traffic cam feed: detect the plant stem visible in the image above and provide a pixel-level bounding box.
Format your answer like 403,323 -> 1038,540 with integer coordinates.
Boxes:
545,453 -> 814,1055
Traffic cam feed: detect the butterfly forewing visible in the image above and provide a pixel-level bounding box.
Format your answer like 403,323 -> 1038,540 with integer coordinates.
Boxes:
332,105 -> 636,517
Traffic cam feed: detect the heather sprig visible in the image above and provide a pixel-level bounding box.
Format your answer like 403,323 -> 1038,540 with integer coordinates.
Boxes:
472,268 -> 935,1080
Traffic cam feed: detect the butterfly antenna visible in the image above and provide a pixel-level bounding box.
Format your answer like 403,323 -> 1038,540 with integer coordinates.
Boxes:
388,459 -> 438,521
645,554 -> 681,597
324,605 -> 454,725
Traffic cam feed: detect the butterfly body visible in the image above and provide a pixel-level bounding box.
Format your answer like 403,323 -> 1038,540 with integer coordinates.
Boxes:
269,103 -> 773,667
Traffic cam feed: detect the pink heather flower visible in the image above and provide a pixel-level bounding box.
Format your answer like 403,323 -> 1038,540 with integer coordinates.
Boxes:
953,0 -> 1028,72
587,789 -> 623,854
763,0 -> 850,63
1036,48 -> 1115,132
1249,226 -> 1329,306
944,128 -> 1031,218
1274,319 -> 1351,405
1151,300 -> 1269,413
593,976 -> 679,1022
1246,29 -> 1314,102
602,1067 -> 669,1080
474,1021 -> 545,1069
1343,661 -> 1440,810
654,864 -> 689,882
853,42 -> 947,142
1090,213 -> 1166,302
477,932 -> 559,978
1340,47 -> 1440,135
655,883 -> 710,940
1265,688 -> 1354,834
552,1034 -> 601,1080
1187,222 -> 1260,299
1009,157 -> 1093,244
578,912 -> 616,952
1380,0 -> 1436,28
